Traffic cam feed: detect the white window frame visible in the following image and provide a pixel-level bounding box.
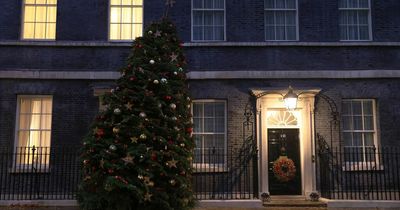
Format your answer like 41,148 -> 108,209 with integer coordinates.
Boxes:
13,95 -> 53,172
21,0 -> 58,41
191,0 -> 226,42
108,0 -> 144,42
264,0 -> 299,41
341,99 -> 381,170
339,0 -> 372,41
192,99 -> 227,171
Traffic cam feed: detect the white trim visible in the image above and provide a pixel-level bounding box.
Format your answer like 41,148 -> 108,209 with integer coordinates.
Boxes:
191,0 -> 226,42
197,200 -> 263,208
321,198 -> 400,208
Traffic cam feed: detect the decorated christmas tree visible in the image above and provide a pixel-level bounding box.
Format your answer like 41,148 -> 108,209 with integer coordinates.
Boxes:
77,18 -> 195,210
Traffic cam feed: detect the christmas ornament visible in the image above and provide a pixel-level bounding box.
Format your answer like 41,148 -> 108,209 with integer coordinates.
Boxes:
170,103 -> 176,109
125,102 -> 133,110
148,30 -> 153,34
114,108 -> 121,115
158,103 -> 162,108
144,193 -> 152,201
174,126 -> 180,131
138,67 -> 144,73
161,78 -> 168,84
140,134 -> 147,139
178,67 -> 183,72
169,179 -> 176,186
180,143 -> 185,147
154,30 -> 162,37
186,127 -> 193,133
139,112 -> 147,118
170,53 -> 178,62
151,152 -> 157,161
109,145 -> 117,151
104,183 -> 112,192
272,156 -> 297,182
149,60 -> 155,64
122,154 -> 134,165
83,159 -> 89,165
171,116 -> 177,121
112,127 -> 120,134
166,159 -> 178,168
153,79 -> 159,84
131,137 -> 138,143
173,71 -> 178,75
108,169 -> 114,174
110,89 -> 115,93
165,95 -> 172,100
100,159 -> 105,168
94,127 -> 105,137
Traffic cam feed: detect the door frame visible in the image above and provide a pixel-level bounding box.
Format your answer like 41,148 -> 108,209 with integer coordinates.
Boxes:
252,88 -> 320,198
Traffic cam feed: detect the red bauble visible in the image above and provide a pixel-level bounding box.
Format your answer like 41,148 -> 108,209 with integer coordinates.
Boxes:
108,169 -> 114,174
164,96 -> 172,100
151,152 -> 157,161
186,127 -> 193,133
130,76 -> 136,81
136,44 -> 143,48
96,128 -> 105,137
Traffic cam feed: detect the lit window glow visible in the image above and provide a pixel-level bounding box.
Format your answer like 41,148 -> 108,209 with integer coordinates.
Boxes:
22,0 -> 57,40
110,0 -> 143,40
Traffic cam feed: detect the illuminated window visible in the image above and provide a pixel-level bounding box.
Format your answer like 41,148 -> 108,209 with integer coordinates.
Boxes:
192,0 -> 225,41
22,0 -> 57,40
15,96 -> 52,167
109,0 -> 143,40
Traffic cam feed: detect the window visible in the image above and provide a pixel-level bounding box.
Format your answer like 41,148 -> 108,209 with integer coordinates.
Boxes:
22,0 -> 57,40
264,0 -> 298,41
192,100 -> 226,168
192,0 -> 225,41
339,0 -> 371,41
15,96 -> 53,167
342,99 -> 378,164
109,0 -> 143,41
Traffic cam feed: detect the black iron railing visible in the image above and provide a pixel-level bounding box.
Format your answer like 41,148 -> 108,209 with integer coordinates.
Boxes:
319,146 -> 400,200
192,147 -> 257,200
0,146 -> 81,200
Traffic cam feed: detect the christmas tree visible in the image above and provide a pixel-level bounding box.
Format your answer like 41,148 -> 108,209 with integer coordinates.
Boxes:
77,18 -> 195,210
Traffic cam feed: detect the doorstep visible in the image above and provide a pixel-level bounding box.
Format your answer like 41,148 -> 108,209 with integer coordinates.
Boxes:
263,196 -> 327,210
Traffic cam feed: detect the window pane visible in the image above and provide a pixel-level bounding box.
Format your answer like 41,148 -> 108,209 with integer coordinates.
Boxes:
358,10 -> 368,24
110,24 -> 121,40
204,103 -> 215,117
214,0 -> 224,9
41,99 -> 52,113
132,7 -> 142,23
364,133 -> 374,146
365,147 -> 375,162
359,26 -> 369,40
18,131 -> 30,147
35,23 -> 46,38
286,0 -> 296,9
121,8 -> 132,23
204,118 -> 215,132
265,11 -> 274,25
343,132 -> 352,146
204,0 -> 213,9
353,133 -> 362,146
215,103 -> 225,117
286,11 -> 296,25
132,0 -> 142,5
339,0 -> 347,8
193,0 -> 203,9
276,0 -> 285,9
353,116 -> 363,130
265,0 -> 275,9
215,117 -> 224,132
111,0 -> 121,5
193,118 -> 202,132
214,12 -> 224,25
23,23 -> 35,39
36,6 -> 47,22
20,99 -> 32,114
348,0 -> 358,8
352,101 -> 362,115
359,0 -> 369,8
275,26 -> 285,40
47,0 -> 57,4
342,101 -> 352,115
342,116 -> 352,130
41,131 -> 51,147
41,115 -> 52,129
286,26 -> 296,40
204,11 -> 213,25
193,11 -> 203,25
193,26 -> 203,40
121,0 -> 132,5
46,6 -> 57,22
24,6 -> 36,22
36,0 -> 46,4
46,23 -> 56,39
110,8 -> 121,23
132,24 -> 142,39
19,114 -> 32,130
266,25 -> 275,40
275,11 -> 285,25
363,116 -> 374,130
214,26 -> 224,40
25,0 -> 35,4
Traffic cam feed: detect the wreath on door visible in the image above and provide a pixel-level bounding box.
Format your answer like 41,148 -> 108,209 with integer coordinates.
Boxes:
272,156 -> 296,182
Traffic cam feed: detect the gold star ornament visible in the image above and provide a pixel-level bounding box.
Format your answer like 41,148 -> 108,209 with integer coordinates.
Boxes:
166,159 -> 178,168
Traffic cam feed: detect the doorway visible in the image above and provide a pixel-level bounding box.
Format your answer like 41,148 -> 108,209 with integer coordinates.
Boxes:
268,129 -> 301,195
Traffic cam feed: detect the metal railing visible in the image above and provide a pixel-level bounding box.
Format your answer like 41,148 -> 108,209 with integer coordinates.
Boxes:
192,148 -> 257,200
0,146 -> 81,200
319,146 -> 400,200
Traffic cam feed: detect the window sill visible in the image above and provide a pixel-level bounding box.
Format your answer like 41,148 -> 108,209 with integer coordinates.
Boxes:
342,163 -> 384,171
9,167 -> 50,173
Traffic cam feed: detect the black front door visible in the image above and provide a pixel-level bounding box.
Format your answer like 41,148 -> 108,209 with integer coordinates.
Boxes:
268,129 -> 301,195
